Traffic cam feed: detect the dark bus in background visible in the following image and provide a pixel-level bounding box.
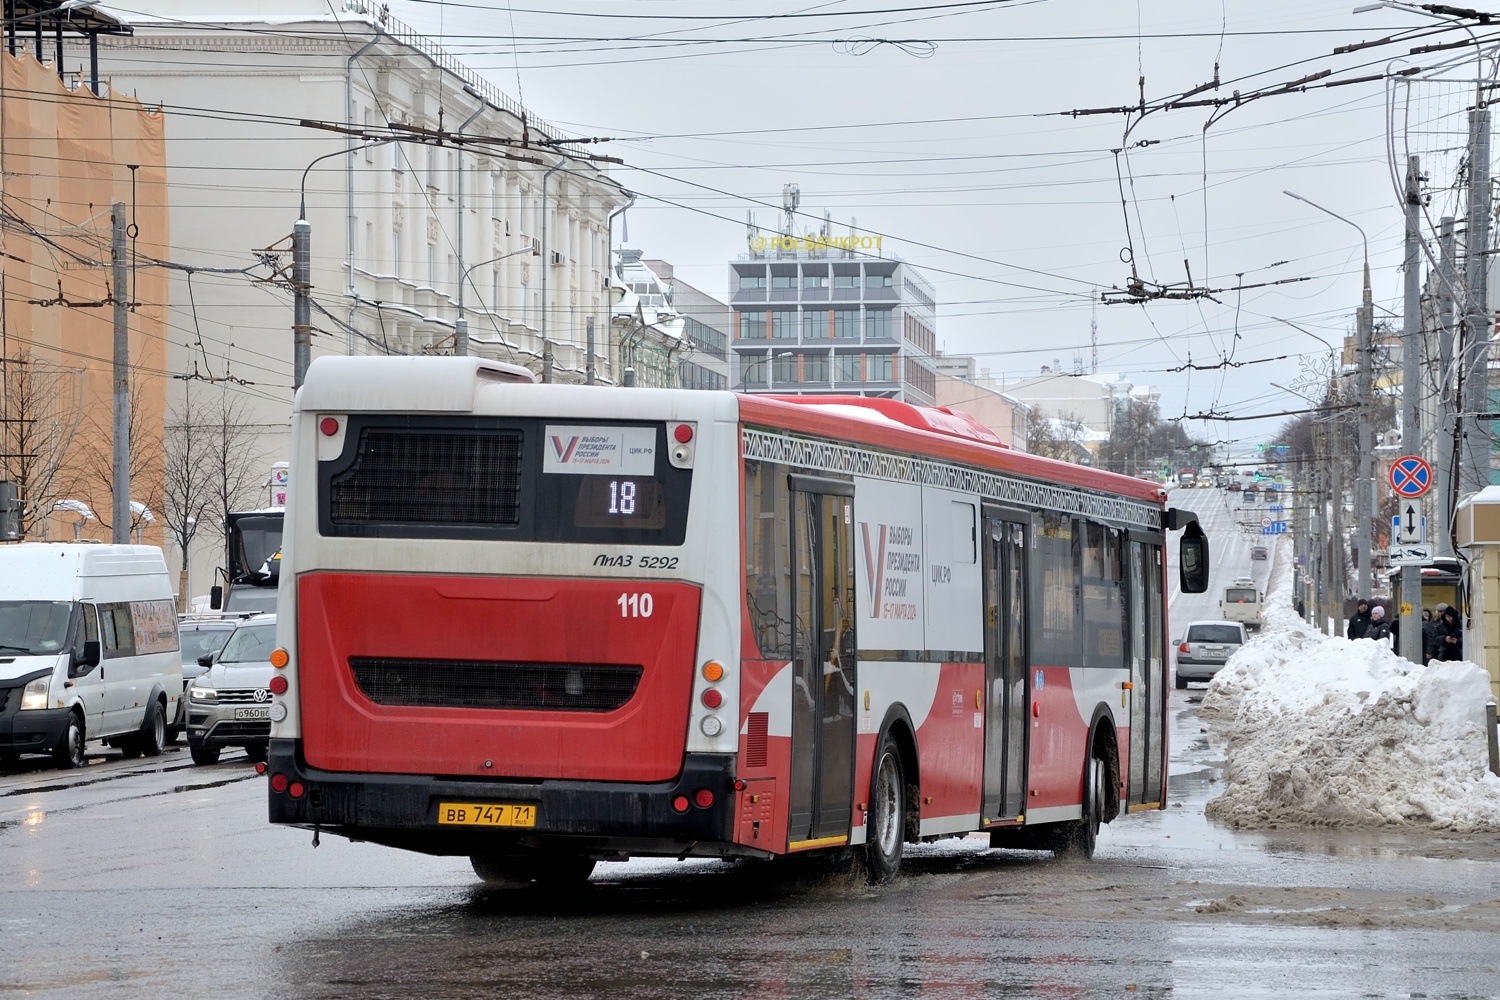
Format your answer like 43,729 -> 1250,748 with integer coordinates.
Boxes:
211,510 -> 283,613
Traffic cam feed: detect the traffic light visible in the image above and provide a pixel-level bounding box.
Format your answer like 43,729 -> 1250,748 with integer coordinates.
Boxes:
1254,471 -> 1262,482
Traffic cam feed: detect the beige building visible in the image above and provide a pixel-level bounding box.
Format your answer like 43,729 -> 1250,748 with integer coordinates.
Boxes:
998,368 -> 1159,437
929,355 -> 1028,451
1,41 -> 170,546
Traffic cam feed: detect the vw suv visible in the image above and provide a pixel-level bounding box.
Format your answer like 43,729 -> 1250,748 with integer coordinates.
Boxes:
184,614 -> 277,765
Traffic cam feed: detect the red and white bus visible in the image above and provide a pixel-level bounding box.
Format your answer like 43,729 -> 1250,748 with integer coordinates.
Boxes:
266,357 -> 1208,883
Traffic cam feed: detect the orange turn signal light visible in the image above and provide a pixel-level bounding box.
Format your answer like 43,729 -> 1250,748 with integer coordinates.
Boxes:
702,661 -> 724,682
270,648 -> 290,668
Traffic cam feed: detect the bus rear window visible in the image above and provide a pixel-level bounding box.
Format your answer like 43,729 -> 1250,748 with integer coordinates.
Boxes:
318,416 -> 690,545
1225,588 -> 1257,603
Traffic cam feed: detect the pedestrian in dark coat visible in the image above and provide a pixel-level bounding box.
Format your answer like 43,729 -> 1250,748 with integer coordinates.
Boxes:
1433,607 -> 1464,661
1365,605 -> 1391,643
1346,599 -> 1372,640
1421,609 -> 1437,664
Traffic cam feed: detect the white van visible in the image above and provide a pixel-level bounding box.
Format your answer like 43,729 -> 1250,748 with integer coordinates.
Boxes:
0,544 -> 183,769
1220,579 -> 1263,632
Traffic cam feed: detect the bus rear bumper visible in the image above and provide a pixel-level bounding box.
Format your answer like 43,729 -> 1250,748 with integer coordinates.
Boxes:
265,739 -> 739,857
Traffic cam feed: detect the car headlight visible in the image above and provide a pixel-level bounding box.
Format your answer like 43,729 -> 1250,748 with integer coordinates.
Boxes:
20,676 -> 50,711
188,683 -> 217,704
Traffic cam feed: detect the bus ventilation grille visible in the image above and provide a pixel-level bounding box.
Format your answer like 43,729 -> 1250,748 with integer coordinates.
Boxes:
745,712 -> 768,767
328,428 -> 523,527
348,657 -> 643,713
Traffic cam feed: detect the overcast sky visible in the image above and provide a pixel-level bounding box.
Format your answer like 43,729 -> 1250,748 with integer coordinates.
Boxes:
386,0 -> 1489,457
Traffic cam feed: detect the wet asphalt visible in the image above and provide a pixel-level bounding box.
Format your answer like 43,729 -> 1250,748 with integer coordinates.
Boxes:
4,489 -> 1500,998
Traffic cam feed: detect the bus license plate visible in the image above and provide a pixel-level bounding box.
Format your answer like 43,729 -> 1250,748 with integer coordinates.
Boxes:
233,707 -> 270,720
437,802 -> 537,828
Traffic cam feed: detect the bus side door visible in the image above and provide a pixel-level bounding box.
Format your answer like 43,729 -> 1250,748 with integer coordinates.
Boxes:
981,511 -> 1028,824
786,476 -> 857,848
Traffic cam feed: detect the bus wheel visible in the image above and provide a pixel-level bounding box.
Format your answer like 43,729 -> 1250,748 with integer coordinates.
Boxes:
140,701 -> 167,758
1054,745 -> 1104,859
471,853 -> 596,887
865,732 -> 907,883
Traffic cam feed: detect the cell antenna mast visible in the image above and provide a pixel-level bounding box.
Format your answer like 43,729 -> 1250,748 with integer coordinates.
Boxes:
782,183 -> 800,238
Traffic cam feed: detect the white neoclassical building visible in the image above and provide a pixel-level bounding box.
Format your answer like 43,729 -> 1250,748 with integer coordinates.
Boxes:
84,0 -> 628,391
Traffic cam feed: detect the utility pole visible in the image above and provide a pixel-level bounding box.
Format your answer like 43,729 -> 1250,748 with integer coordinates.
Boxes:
111,203 -> 130,545
1436,216 -> 1457,558
1399,156 -> 1424,664
1461,107 -> 1492,495
1356,253 -> 1374,602
293,219 -> 312,389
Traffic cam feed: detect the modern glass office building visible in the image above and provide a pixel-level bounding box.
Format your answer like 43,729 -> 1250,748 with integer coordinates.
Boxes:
729,236 -> 938,403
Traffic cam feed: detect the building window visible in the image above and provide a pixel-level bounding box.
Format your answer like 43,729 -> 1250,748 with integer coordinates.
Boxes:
772,311 -> 798,339
685,317 -> 727,359
773,354 -> 798,384
835,353 -> 861,382
738,311 -> 767,339
833,274 -> 859,288
866,309 -> 893,339
833,309 -> 860,339
392,228 -> 401,271
802,310 -> 825,339
803,353 -> 829,382
866,273 -> 893,288
740,274 -> 767,290
804,273 -> 827,288
771,274 -> 796,289
680,361 -> 727,391
868,353 -> 892,380
427,244 -> 436,288
363,108 -> 374,160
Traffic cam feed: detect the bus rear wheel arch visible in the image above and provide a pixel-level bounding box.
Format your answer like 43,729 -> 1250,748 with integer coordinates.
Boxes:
1053,721 -> 1119,858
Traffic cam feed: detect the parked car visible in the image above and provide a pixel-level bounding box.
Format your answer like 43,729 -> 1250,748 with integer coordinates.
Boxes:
184,614 -> 277,765
173,616 -> 240,739
0,544 -> 182,769
1251,544 -> 1269,560
1174,620 -> 1248,689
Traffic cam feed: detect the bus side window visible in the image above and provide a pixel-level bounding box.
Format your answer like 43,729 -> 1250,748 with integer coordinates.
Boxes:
98,603 -> 136,658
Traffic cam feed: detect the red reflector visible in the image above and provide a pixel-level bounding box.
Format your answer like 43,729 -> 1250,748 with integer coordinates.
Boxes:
254,762 -> 267,775
270,772 -> 289,793
673,423 -> 693,444
672,795 -> 690,813
694,788 -> 714,808
288,782 -> 305,799
701,688 -> 723,709
320,416 -> 340,436
1032,702 -> 1040,718
733,779 -> 746,791
269,675 -> 288,695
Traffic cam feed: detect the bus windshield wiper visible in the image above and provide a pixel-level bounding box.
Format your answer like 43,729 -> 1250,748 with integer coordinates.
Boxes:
0,643 -> 34,654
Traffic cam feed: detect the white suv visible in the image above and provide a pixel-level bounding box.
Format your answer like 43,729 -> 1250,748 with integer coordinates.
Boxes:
184,614 -> 277,765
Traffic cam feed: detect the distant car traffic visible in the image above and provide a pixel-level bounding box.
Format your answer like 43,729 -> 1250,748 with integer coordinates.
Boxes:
1251,544 -> 1268,560
1175,621 -> 1248,688
184,614 -> 277,765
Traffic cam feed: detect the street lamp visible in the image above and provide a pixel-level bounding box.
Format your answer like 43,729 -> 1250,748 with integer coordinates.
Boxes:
454,245 -> 540,358
290,139 -> 394,388
1284,190 -> 1376,602
738,351 -> 793,391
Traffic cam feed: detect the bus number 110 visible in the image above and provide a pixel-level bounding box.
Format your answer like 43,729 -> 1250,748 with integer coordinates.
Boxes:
618,592 -> 654,618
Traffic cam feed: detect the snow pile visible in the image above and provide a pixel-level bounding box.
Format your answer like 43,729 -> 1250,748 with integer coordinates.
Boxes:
1200,541 -> 1500,832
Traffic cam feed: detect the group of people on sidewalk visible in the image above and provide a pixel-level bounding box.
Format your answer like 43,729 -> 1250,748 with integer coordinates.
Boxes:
1346,598 -> 1463,663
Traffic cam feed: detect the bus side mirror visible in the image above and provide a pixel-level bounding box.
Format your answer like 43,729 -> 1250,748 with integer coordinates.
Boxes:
210,585 -> 223,610
1179,522 -> 1209,594
71,640 -> 101,677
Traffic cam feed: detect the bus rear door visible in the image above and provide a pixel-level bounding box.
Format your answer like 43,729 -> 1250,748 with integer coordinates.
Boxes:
981,512 -> 1029,825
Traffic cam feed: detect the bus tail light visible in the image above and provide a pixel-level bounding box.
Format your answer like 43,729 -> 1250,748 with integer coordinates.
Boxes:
672,795 -> 690,813
700,716 -> 723,737
269,675 -> 288,696
254,762 -> 267,775
701,688 -> 723,709
693,788 -> 714,808
270,772 -> 289,793
288,782 -> 306,799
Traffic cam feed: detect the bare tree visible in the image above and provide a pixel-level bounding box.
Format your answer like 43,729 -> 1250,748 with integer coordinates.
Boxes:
1026,406 -> 1090,464
0,351 -> 85,538
203,389 -> 270,552
160,390 -> 215,609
